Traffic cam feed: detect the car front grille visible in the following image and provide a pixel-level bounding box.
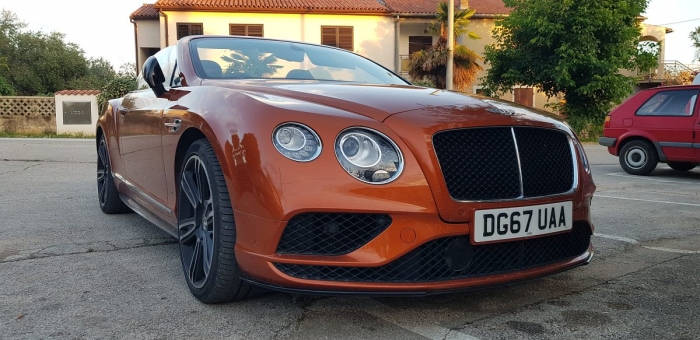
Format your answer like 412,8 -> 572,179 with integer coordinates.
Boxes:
274,221 -> 591,283
432,127 -> 575,201
275,213 -> 392,256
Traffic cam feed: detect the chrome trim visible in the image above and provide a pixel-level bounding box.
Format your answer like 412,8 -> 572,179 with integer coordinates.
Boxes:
119,194 -> 177,238
113,172 -> 172,214
510,127 -> 525,199
659,141 -> 694,148
437,126 -> 579,203
164,119 -> 181,133
334,127 -> 405,185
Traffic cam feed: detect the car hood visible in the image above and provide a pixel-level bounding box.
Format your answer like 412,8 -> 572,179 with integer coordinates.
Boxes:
200,80 -> 502,121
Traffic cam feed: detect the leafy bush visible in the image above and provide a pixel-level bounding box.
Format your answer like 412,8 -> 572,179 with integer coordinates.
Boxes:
566,115 -> 604,143
411,79 -> 436,88
97,76 -> 137,114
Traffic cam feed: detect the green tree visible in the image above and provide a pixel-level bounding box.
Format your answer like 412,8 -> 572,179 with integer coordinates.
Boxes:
634,40 -> 660,77
8,30 -> 88,95
408,2 -> 483,90
482,0 -> 649,119
69,57 -> 117,90
690,27 -> 700,61
0,10 -> 103,95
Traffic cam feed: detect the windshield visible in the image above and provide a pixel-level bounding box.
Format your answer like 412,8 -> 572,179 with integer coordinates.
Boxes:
190,37 -> 408,85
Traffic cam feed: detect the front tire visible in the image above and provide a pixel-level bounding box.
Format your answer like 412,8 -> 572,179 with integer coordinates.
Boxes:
177,139 -> 260,303
619,140 -> 658,175
668,162 -> 697,172
97,135 -> 129,213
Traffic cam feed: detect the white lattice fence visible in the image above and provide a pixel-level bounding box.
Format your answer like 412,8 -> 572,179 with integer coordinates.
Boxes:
0,96 -> 55,116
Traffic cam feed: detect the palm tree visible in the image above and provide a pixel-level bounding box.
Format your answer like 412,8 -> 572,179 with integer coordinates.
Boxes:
221,49 -> 283,78
409,2 -> 482,91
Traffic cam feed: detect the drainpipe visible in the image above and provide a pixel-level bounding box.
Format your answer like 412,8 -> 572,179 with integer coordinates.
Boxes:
159,10 -> 169,47
446,0 -> 454,90
131,18 -> 139,75
394,15 -> 400,74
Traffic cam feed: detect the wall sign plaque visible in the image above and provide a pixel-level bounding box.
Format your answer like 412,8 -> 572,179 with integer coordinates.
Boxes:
62,102 -> 92,125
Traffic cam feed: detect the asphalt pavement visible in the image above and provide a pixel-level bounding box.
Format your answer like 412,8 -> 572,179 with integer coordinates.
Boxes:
0,138 -> 698,340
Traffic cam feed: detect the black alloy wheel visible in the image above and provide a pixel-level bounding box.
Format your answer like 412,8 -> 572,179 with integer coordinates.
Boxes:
177,139 -> 261,303
97,136 -> 129,213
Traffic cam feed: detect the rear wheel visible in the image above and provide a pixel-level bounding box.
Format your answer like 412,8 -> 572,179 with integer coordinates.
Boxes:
619,140 -> 658,175
178,139 -> 261,303
97,135 -> 129,213
668,162 -> 697,171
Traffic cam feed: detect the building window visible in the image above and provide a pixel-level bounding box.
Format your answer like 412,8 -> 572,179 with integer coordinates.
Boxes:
230,24 -> 264,37
408,36 -> 433,55
321,26 -> 353,51
177,23 -> 203,40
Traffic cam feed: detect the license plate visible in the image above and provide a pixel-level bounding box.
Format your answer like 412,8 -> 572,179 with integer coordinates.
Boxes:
473,201 -> 573,243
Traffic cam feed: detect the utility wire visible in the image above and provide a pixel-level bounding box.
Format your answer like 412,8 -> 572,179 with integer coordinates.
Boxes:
657,17 -> 700,25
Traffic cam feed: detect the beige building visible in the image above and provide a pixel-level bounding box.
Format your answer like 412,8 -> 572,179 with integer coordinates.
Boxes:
130,0 -> 670,110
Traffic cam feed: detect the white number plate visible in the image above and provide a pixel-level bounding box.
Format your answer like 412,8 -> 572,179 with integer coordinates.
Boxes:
473,201 -> 573,243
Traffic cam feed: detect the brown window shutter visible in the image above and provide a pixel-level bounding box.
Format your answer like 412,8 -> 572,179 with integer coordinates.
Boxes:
514,88 -> 534,107
247,25 -> 264,37
321,26 -> 353,51
191,24 -> 203,35
230,24 -> 263,37
338,27 -> 353,51
321,27 -> 337,47
229,24 -> 246,36
177,24 -> 189,40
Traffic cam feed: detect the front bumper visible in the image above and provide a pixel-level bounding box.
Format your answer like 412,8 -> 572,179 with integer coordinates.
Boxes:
233,205 -> 594,294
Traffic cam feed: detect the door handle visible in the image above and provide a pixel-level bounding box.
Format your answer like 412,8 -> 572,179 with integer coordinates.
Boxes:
164,119 -> 182,133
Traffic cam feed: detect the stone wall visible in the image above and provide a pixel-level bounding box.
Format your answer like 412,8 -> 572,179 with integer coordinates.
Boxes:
0,96 -> 56,134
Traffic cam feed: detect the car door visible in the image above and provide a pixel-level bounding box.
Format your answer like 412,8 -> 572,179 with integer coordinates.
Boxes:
117,90 -> 171,206
695,107 -> 700,161
634,89 -> 699,162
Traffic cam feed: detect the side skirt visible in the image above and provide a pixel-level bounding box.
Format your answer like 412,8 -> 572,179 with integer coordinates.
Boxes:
120,194 -> 178,238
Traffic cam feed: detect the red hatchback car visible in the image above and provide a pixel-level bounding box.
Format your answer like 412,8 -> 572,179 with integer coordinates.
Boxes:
600,85 -> 700,175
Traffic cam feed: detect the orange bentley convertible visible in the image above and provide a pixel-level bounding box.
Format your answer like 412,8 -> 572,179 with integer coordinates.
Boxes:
96,36 -> 596,303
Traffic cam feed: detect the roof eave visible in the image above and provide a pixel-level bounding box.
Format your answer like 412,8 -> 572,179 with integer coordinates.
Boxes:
155,6 -> 392,15
393,13 -> 508,19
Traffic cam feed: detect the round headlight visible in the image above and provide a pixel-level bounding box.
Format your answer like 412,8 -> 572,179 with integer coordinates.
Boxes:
335,128 -> 403,184
339,132 -> 382,168
272,123 -> 321,162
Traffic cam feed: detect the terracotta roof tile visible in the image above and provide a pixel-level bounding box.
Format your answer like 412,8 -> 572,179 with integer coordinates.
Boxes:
55,90 -> 101,96
384,0 -> 510,15
131,4 -> 159,20
154,0 -> 391,13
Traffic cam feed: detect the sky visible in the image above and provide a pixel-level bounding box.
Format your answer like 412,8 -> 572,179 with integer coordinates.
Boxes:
1,0 -> 700,69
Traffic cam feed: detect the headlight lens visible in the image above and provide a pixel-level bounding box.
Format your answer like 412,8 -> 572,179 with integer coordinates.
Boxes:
272,123 -> 322,162
575,140 -> 590,173
335,128 -> 403,184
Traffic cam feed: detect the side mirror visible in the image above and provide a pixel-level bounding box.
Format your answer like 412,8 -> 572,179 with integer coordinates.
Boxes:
143,56 -> 166,97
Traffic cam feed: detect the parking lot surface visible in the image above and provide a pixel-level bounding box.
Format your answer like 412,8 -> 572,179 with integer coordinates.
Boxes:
0,139 -> 698,339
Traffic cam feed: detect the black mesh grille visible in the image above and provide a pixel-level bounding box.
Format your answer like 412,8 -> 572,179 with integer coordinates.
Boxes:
432,127 -> 521,200
275,222 -> 591,283
276,213 -> 392,256
432,127 -> 574,201
515,128 -> 574,197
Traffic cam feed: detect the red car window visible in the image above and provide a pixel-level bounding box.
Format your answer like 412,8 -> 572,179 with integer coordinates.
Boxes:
636,90 -> 699,116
